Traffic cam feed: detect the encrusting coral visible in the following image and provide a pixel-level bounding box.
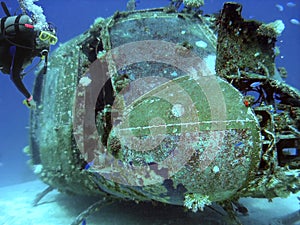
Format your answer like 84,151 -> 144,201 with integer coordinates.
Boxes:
183,0 -> 204,8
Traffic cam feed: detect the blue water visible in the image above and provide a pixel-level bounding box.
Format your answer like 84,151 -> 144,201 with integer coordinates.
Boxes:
0,1 -> 299,225
0,0 -> 299,187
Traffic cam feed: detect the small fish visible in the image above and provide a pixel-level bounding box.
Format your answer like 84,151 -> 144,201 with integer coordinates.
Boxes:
275,4 -> 284,12
84,160 -> 94,170
81,219 -> 86,225
290,19 -> 300,25
276,109 -> 284,114
126,0 -> 140,11
250,82 -> 261,88
287,2 -> 296,7
235,142 -> 244,147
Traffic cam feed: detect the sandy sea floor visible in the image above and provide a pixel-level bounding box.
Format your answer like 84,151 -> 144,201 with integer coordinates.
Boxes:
0,180 -> 299,225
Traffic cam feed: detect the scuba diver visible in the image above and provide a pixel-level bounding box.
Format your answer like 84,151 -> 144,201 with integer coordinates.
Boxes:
0,1 -> 57,109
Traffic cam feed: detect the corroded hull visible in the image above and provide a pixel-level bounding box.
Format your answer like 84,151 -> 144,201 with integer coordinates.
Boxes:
28,5 -> 299,210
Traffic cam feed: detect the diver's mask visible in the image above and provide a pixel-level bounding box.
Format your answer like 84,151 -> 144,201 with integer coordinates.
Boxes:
38,30 -> 58,45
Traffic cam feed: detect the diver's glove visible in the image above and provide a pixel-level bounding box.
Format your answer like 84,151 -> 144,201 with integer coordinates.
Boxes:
23,96 -> 36,109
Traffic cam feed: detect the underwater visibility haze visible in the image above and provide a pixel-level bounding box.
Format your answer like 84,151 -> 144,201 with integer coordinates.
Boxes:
0,0 -> 299,225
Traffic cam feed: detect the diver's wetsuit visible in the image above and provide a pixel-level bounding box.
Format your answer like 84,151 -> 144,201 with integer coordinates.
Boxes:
0,18 -> 42,99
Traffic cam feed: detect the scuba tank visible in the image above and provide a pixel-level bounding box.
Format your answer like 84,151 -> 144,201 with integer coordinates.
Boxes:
0,1 -> 34,38
0,14 -> 34,37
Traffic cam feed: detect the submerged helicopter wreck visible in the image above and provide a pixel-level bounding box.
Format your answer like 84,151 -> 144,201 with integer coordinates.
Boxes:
26,0 -> 299,224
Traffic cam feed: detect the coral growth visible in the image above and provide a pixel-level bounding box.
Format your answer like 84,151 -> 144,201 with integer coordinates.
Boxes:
184,193 -> 212,212
183,0 -> 204,8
